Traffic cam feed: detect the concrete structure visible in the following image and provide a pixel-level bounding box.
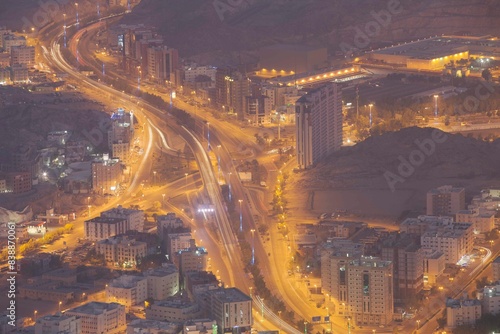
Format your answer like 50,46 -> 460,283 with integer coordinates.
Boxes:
65,302 -> 126,334
176,239 -> 208,277
91,154 -> 122,195
10,46 -> 35,67
446,297 -> 481,328
493,256 -> 500,283
144,264 -> 179,301
215,68 -> 251,120
101,205 -> 144,232
295,83 -> 342,169
95,235 -> 147,266
108,108 -> 134,164
147,45 -> 179,83
126,319 -> 179,334
426,185 -> 465,216
422,248 -> 446,287
381,233 -> 424,300
205,288 -> 252,334
157,213 -> 184,240
146,298 -> 202,322
42,268 -> 77,285
184,271 -> 219,301
479,284 -> 500,316
184,65 -> 216,83
183,319 -> 217,334
10,63 -> 28,83
35,314 -> 81,334
259,44 -> 327,74
3,34 -> 26,53
106,275 -> 148,309
1,171 -> 32,193
346,256 -> 394,327
420,222 -> 473,264
84,217 -> 128,241
455,209 -> 495,234
166,232 -> 192,258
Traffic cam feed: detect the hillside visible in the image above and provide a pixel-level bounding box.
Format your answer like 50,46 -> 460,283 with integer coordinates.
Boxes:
288,127 -> 500,218
120,0 -> 500,64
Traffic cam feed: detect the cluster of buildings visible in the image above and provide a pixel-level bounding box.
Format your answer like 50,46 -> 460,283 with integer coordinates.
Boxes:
319,185 -> 498,328
0,145 -> 41,194
0,28 -> 34,84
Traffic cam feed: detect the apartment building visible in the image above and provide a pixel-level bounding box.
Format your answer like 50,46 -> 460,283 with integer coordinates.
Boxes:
106,275 -> 148,309
95,235 -> 147,266
426,185 -> 465,216
446,297 -> 481,328
65,302 -> 126,334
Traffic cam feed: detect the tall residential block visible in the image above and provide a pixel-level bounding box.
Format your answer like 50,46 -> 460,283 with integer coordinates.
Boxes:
295,82 -> 342,169
426,185 -> 465,216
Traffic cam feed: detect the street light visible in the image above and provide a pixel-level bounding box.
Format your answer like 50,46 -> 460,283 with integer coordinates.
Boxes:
238,199 -> 243,232
184,173 -> 188,189
434,94 -> 439,118
250,229 -> 255,265
417,319 -> 421,330
249,286 -> 253,297
368,103 -> 374,128
58,301 -> 62,312
33,310 -> 37,323
153,170 -> 157,185
87,205 -> 91,217
75,2 -> 79,27
261,298 -> 264,322
228,172 -> 232,201
162,194 -> 165,202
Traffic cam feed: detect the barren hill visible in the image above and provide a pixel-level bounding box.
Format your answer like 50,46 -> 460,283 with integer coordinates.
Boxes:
121,0 -> 500,64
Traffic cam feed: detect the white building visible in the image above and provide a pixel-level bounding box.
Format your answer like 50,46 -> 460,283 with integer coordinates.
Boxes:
106,275 -> 148,309
479,284 -> 500,316
65,302 -> 126,334
91,154 -> 122,195
3,34 -> 26,53
446,297 -> 481,328
157,213 -> 184,240
426,185 -> 465,216
205,288 -> 252,334
422,248 -> 445,287
35,314 -> 81,334
420,222 -> 473,264
295,82 -> 342,169
96,235 -> 147,266
183,319 -> 217,334
101,205 -> 144,232
166,232 -> 192,257
456,209 -> 495,234
108,109 -> 134,164
346,256 -> 394,327
84,217 -> 128,241
146,299 -> 203,322
10,45 -> 35,67
493,256 -> 500,283
144,264 -> 179,301
184,65 -> 216,83
126,319 -> 179,334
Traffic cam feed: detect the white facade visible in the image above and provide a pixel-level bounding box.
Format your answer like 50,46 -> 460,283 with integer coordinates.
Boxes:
146,299 -> 202,322
183,319 -> 217,334
295,83 -> 342,169
420,222 -> 473,264
446,298 -> 481,328
91,154 -> 122,194
426,185 -> 465,216
479,284 -> 500,316
96,235 -> 147,266
106,275 -> 148,309
167,233 -> 193,257
35,314 -> 81,334
101,205 -> 144,232
65,302 -> 126,334
184,65 -> 216,83
84,217 -> 128,241
144,264 -> 179,301
346,257 -> 393,327
456,210 -> 495,234
10,45 -> 35,66
422,248 -> 445,287
127,319 -> 179,334
206,288 -> 252,334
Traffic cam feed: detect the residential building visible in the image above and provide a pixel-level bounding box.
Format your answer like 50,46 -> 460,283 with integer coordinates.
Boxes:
65,302 -> 126,334
446,297 -> 481,328
493,256 -> 500,283
84,217 -> 128,241
126,319 -> 179,334
183,319 -> 217,334
455,209 -> 495,234
157,213 -> 184,240
35,314 -> 81,334
10,63 -> 29,83
144,264 -> 179,301
346,256 -> 394,327
381,233 -> 424,300
0,66 -> 10,84
205,288 -> 252,334
184,65 -> 216,83
479,284 -> 500,316
215,67 -> 251,120
295,82 -> 342,169
10,45 -> 35,67
246,95 -> 272,124
426,185 -> 465,216
2,172 -> 32,193
147,45 -> 179,84
111,141 -> 131,165
146,298 -> 203,322
106,275 -> 148,309
184,271 -> 219,301
91,154 -> 122,194
176,239 -> 208,277
166,232 -> 192,258
95,235 -> 147,266
3,34 -> 26,53
422,248 -> 445,287
420,222 -> 473,264
108,109 -> 134,164
101,205 -> 144,232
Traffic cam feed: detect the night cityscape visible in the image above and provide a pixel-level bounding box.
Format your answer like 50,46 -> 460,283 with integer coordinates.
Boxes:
1,1 -> 500,333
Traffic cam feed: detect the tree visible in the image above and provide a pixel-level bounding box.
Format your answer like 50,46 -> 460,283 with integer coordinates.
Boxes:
482,69 -> 492,81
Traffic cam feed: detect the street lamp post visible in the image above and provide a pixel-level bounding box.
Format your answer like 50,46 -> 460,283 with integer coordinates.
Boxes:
368,103 -> 374,128
434,94 -> 439,118
304,321 -> 308,334
153,170 -> 157,185
87,205 -> 91,217
63,13 -> 67,47
75,2 -> 79,28
416,319 -> 421,331
33,310 -> 37,323
238,199 -> 243,232
58,301 -> 62,312
184,173 -> 188,189
228,172 -> 232,201
250,229 -> 255,265
249,287 -> 253,297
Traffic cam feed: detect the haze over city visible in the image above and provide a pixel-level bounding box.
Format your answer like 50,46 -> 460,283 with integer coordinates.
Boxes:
1,1 -> 500,334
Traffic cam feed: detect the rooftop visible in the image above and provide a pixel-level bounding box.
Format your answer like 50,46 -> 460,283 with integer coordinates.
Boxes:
428,185 -> 464,194
102,205 -> 143,217
85,217 -> 125,225
350,256 -> 392,268
446,298 -> 481,308
127,319 -> 178,331
207,287 -> 251,303
144,264 -> 178,277
108,275 -> 146,289
66,302 -> 122,315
